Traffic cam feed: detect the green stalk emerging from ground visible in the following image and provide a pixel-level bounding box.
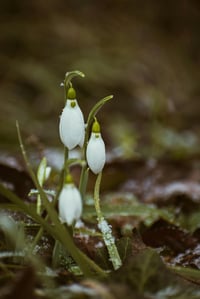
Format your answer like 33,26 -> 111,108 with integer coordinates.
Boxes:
94,172 -> 122,270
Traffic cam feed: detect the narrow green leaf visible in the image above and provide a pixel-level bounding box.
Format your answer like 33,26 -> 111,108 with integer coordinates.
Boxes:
170,265 -> 200,283
83,203 -> 175,224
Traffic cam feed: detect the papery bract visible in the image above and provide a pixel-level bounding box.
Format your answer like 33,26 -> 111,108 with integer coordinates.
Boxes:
86,132 -> 106,174
58,184 -> 82,226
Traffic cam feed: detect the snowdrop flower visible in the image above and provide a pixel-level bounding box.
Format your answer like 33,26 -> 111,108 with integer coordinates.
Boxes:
58,175 -> 82,226
86,119 -> 106,174
59,87 -> 85,150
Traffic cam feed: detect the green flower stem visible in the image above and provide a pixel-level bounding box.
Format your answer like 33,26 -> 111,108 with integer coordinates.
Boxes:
36,194 -> 42,215
94,173 -> 104,222
94,172 -> 122,270
85,95 -> 113,153
51,145 -> 68,268
63,146 -> 69,184
79,165 -> 89,199
51,146 -> 69,208
63,70 -> 85,102
15,121 -> 106,278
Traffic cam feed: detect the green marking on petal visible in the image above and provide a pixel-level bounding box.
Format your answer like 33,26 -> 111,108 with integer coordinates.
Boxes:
70,101 -> 76,108
95,134 -> 100,138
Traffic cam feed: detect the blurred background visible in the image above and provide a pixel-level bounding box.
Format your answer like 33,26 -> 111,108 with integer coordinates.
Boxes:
1,0 -> 200,160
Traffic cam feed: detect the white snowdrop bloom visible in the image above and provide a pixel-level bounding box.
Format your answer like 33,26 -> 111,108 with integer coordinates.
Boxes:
59,87 -> 85,150
86,120 -> 106,174
58,182 -> 82,226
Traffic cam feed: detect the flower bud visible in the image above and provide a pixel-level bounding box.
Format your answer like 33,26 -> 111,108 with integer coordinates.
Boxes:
37,157 -> 51,186
59,87 -> 85,150
86,119 -> 106,174
58,176 -> 82,226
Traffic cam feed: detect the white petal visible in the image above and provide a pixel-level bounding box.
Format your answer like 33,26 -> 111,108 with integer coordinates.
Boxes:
45,167 -> 51,181
58,184 -> 82,225
78,128 -> 85,147
86,133 -> 106,174
59,100 -> 85,150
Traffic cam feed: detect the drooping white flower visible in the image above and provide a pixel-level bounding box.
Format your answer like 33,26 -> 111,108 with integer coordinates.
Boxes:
86,119 -> 106,174
59,87 -> 85,150
58,176 -> 82,226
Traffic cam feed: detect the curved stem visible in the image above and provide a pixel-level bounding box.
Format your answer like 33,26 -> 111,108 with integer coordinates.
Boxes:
63,70 -> 85,102
84,95 -> 113,154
